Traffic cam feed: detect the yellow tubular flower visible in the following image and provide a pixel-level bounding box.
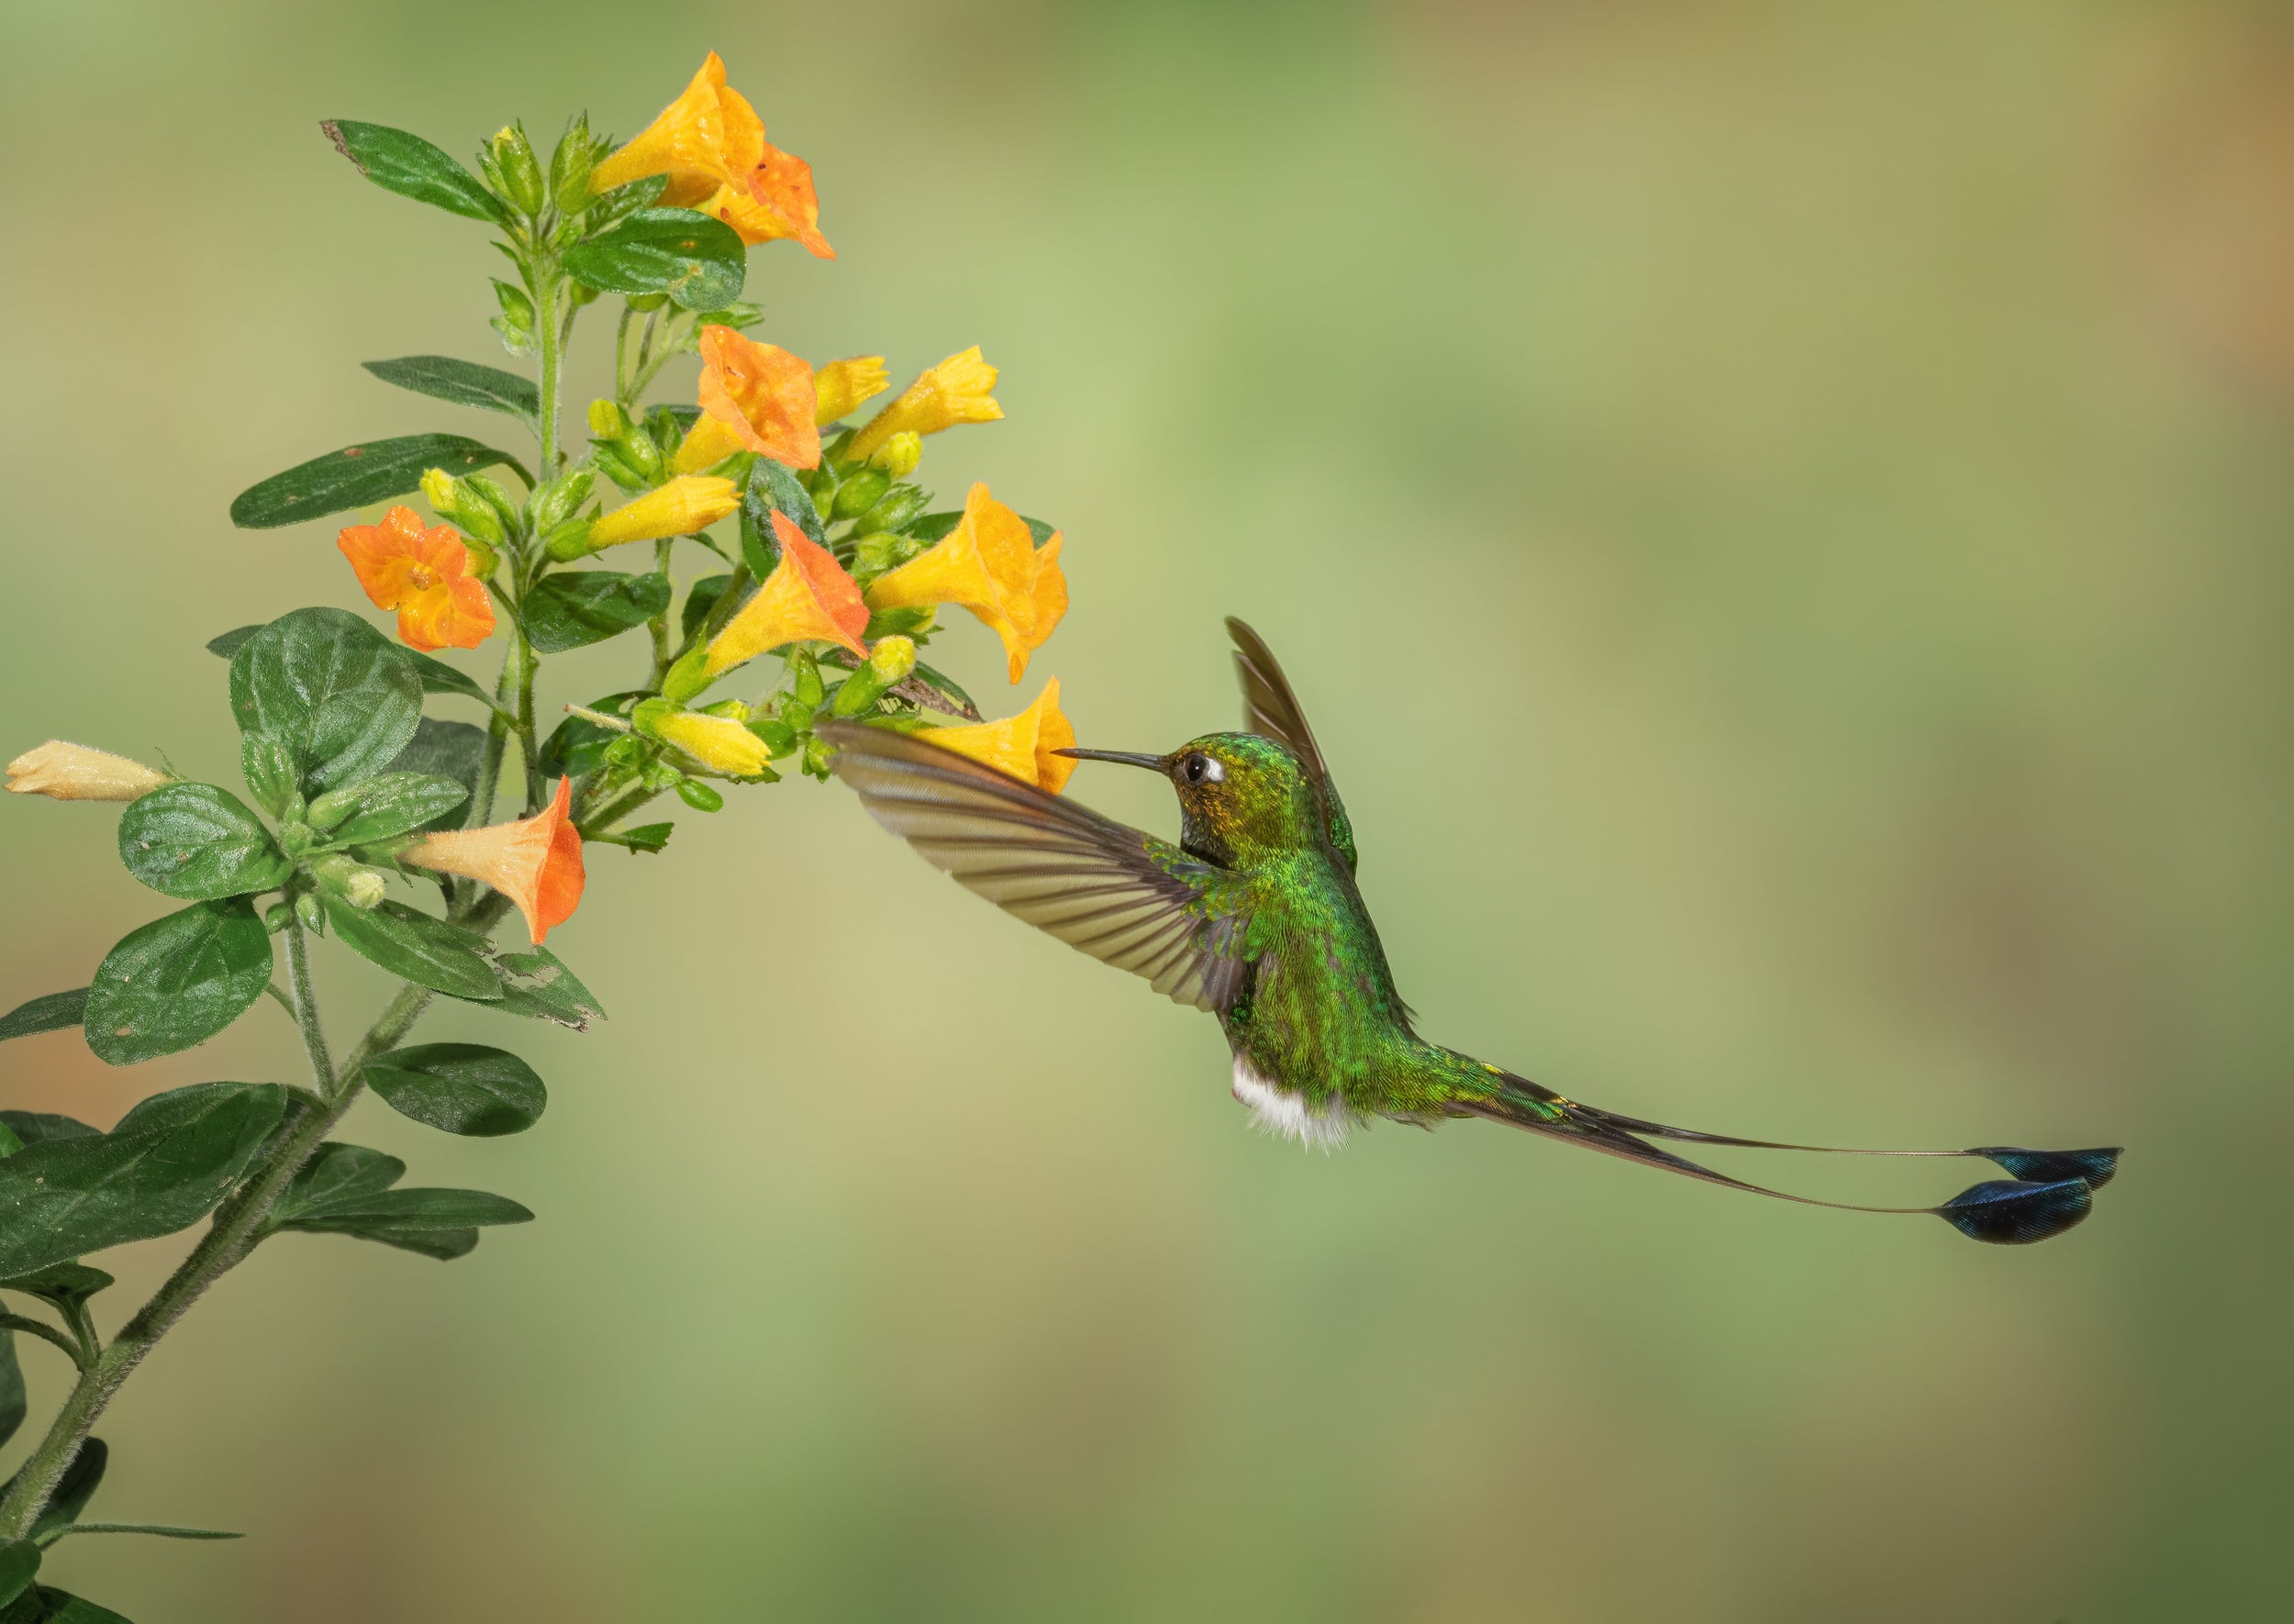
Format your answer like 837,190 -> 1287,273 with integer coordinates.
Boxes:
685,328 -> 818,469
844,347 -> 1002,463
650,709 -> 774,777
813,356 -> 888,427
706,512 -> 870,676
863,483 -> 1067,683
585,475 -> 739,550
5,741 -> 169,802
590,51 -> 764,202
672,415 -> 746,474
919,680 -> 1076,794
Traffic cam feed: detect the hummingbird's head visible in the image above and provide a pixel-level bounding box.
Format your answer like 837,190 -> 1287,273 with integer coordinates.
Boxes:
1059,732 -> 1314,865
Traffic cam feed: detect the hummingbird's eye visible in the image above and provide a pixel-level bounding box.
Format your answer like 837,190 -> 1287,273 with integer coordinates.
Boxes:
1182,752 -> 1223,784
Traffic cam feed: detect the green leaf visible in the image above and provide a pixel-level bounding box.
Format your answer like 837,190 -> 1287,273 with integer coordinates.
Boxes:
204,626 -> 259,660
82,901 -> 273,1066
565,207 -> 745,310
745,455 -> 825,574
682,573 -> 735,641
273,1142 -> 406,1223
29,1440 -> 105,1541
323,898 -> 502,1000
383,720 -> 488,833
362,1043 -> 544,1136
291,1222 -> 478,1262
44,1524 -> 240,1543
402,650 -> 509,715
321,118 -> 509,226
616,822 -> 674,854
902,511 -> 963,543
0,994 -> 84,1045
290,1187 -> 532,1229
0,1086 -> 286,1277
2,1586 -> 133,1623
313,773 -> 468,844
0,1543 -> 34,1609
228,608 -> 424,795
362,355 -> 538,423
115,784 -> 289,902
0,1323 -> 23,1456
487,947 -> 607,1030
0,1265 -> 114,1316
0,1118 -> 94,1149
228,434 -> 529,529
520,571 -> 671,654
239,733 -> 298,820
539,691 -> 644,779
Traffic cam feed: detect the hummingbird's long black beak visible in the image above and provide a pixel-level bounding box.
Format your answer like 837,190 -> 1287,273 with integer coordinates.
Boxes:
1054,748 -> 1167,772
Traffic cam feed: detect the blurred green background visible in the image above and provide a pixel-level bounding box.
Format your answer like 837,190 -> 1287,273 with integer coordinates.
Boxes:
3,0 -> 2290,1618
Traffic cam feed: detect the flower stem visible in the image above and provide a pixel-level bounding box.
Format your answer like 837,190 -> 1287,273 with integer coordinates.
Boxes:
282,916 -> 333,1097
0,980 -> 435,1542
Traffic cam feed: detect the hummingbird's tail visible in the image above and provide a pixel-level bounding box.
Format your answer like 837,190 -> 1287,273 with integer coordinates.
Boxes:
1456,1071 -> 2118,1245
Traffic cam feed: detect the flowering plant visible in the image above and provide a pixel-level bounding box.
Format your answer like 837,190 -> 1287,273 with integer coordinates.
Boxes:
0,53 -> 1073,1616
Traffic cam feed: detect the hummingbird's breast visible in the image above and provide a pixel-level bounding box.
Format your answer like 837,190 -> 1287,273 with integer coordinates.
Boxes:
1219,848 -> 1415,1144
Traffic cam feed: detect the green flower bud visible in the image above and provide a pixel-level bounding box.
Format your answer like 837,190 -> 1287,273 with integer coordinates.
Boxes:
866,431 -> 922,479
601,735 -> 645,770
661,646 -> 712,704
421,467 -> 507,548
674,779 -> 725,812
788,650 -> 826,709
852,530 -> 925,585
549,114 -> 596,208
698,699 -> 751,720
801,735 -> 834,781
303,787 -> 355,831
294,891 -> 326,934
490,123 -> 547,216
831,469 -> 891,522
831,635 -> 918,717
491,280 -> 537,359
589,445 -> 650,495
626,292 -> 671,314
588,398 -> 633,439
466,473 -> 525,538
543,518 -> 596,562
863,604 -> 935,640
277,820 -> 316,858
856,484 -> 931,536
263,902 -> 293,935
645,406 -> 686,464
531,467 -> 596,533
311,852 -> 387,909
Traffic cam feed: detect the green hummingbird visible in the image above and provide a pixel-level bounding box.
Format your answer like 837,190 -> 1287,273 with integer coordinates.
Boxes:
822,619 -> 2119,1244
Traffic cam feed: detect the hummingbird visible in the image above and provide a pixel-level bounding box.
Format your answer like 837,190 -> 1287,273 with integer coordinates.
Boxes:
822,619 -> 2120,1244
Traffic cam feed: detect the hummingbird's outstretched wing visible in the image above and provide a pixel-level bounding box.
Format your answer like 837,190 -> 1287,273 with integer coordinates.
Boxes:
1226,617 -> 1357,873
822,721 -> 1257,1013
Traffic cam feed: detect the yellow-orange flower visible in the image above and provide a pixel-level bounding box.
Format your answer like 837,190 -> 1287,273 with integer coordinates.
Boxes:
706,512 -> 870,674
586,475 -> 739,550
591,51 -> 763,202
845,348 -> 1002,463
813,356 -> 888,427
919,680 -> 1076,794
648,709 -> 774,777
863,483 -> 1066,683
400,778 -> 585,947
590,53 -> 831,257
337,506 -> 496,651
699,142 -> 832,257
5,741 -> 168,802
674,328 -> 819,473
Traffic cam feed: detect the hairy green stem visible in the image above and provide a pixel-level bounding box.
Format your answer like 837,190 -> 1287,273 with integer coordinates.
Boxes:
0,1314 -> 85,1371
282,917 -> 333,1098
0,981 -> 435,1542
574,783 -> 664,840
534,267 -> 562,479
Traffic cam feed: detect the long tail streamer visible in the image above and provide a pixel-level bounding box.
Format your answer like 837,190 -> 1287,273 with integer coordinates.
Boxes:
1464,1074 -> 2119,1245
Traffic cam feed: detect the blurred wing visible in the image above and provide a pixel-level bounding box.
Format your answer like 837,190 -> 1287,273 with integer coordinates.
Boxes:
822,721 -> 1256,1014
1227,617 -> 1357,873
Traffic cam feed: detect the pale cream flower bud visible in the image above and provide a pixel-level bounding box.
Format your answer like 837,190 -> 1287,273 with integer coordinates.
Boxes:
5,740 -> 168,802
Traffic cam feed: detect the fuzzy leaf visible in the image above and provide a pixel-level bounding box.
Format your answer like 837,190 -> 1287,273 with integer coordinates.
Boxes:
82,902 -> 273,1066
116,785 -> 289,902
